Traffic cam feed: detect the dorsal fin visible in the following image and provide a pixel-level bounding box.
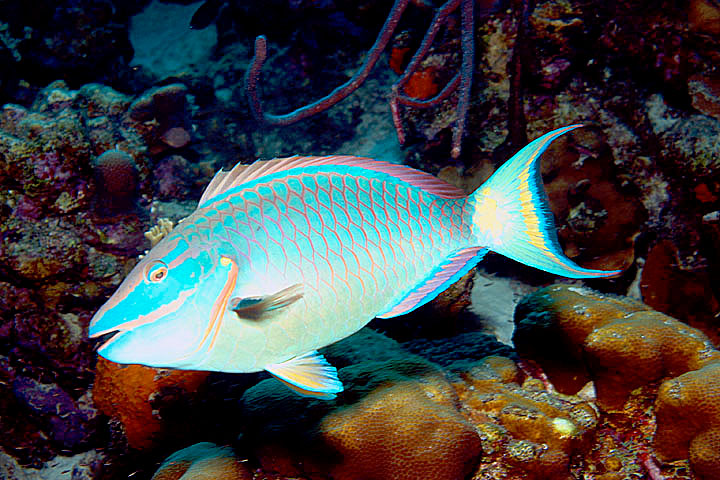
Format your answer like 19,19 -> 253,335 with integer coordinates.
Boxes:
198,155 -> 467,207
377,247 -> 488,319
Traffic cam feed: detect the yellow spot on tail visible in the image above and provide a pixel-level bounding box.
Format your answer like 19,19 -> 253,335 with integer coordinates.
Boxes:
220,256 -> 231,267
474,195 -> 508,243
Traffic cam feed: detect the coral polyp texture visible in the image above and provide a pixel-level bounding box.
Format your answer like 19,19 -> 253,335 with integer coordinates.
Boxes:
654,362 -> 720,479
513,284 -> 720,478
319,374 -> 482,480
151,442 -> 252,480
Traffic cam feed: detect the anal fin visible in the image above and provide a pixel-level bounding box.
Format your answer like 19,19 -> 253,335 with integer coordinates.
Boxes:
265,351 -> 343,400
377,247 -> 488,319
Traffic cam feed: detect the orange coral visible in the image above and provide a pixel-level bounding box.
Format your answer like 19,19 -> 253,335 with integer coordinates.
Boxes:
513,284 -> 720,409
92,357 -> 208,449
321,380 -> 481,480
151,442 -> 252,480
514,284 -> 720,479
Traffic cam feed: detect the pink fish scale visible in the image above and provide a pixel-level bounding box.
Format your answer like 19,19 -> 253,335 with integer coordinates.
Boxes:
353,175 -> 400,302
281,185 -> 323,288
321,177 -> 366,288
196,164 -> 470,330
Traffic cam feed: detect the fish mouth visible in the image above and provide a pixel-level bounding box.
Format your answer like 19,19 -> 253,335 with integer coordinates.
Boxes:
93,329 -> 128,354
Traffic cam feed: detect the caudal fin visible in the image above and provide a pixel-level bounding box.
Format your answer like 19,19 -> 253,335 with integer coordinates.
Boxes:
468,125 -> 621,279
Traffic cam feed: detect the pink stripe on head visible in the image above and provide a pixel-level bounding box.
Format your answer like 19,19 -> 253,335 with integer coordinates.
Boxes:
92,287 -> 196,337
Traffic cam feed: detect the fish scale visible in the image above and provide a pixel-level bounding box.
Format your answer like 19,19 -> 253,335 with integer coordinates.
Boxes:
196,169 -> 468,315
89,127 -> 621,399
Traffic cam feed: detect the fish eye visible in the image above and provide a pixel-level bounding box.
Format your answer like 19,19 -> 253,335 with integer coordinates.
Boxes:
145,261 -> 168,283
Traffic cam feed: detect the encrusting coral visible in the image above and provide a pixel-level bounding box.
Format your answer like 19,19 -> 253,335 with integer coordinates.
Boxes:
454,356 -> 598,479
92,358 -> 209,450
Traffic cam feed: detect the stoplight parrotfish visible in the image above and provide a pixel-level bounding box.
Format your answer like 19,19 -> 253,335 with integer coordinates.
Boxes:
88,125 -> 620,399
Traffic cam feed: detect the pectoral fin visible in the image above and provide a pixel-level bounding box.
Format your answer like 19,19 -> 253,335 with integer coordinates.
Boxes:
231,284 -> 303,321
265,351 -> 343,400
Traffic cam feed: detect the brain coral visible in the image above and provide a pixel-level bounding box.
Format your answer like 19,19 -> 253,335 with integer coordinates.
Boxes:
151,442 -> 251,480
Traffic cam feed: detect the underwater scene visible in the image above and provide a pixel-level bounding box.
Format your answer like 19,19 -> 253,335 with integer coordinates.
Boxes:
0,0 -> 719,479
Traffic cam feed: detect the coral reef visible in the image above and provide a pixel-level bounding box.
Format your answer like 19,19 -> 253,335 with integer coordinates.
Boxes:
513,284 -> 720,408
237,330 -> 483,479
235,329 -> 606,480
514,284 -> 720,478
456,356 -> 599,479
0,0 -> 719,478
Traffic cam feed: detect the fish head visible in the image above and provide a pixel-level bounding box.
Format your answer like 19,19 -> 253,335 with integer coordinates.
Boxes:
88,232 -> 238,369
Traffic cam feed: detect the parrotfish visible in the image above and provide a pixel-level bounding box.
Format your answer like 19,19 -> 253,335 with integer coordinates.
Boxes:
89,125 -> 619,399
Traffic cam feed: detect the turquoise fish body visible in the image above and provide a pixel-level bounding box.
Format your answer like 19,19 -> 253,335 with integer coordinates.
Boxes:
89,126 -> 619,398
